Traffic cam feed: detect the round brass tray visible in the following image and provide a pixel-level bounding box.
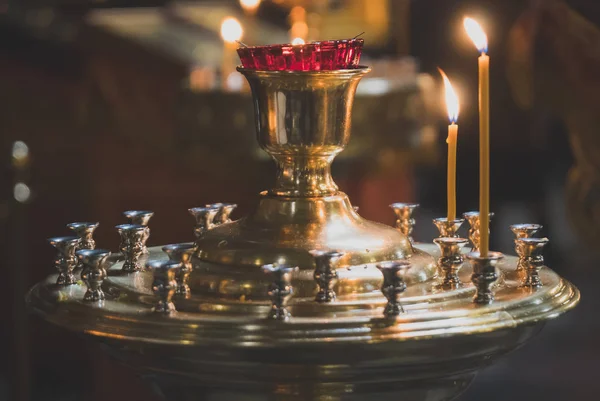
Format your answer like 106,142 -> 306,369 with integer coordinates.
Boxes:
27,244 -> 578,345
27,244 -> 578,400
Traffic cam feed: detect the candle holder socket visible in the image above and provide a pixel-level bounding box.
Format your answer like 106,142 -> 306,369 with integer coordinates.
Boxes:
375,260 -> 411,317
467,251 -> 503,305
48,236 -> 80,285
206,203 -> 238,226
434,237 -> 469,288
162,243 -> 197,297
433,217 -> 464,238
515,237 -> 549,288
309,250 -> 344,303
189,206 -> 219,241
390,203 -> 419,243
123,211 -> 154,255
463,212 -> 494,252
147,260 -> 181,315
116,224 -> 146,272
77,249 -> 111,302
66,222 -> 99,251
67,222 -> 99,269
262,264 -> 298,321
510,224 -> 543,271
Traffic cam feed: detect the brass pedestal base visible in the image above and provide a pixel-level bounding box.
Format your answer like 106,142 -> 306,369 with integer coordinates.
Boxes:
103,323 -> 544,401
192,192 -> 436,299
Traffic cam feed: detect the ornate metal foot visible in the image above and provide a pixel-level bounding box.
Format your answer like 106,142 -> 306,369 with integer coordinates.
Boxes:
510,224 -> 543,270
206,203 -> 238,226
48,236 -> 80,285
309,250 -> 344,303
433,217 -> 464,238
516,237 -> 549,288
262,264 -> 297,321
147,260 -> 180,315
189,206 -> 219,241
375,260 -> 411,317
77,249 -> 111,302
467,252 -> 503,304
116,224 -> 146,272
434,237 -> 469,288
390,203 -> 419,243
162,243 -> 197,298
123,211 -> 154,254
463,212 -> 494,252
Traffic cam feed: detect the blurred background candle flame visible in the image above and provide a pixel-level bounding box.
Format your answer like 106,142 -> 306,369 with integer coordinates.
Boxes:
221,17 -> 243,43
221,17 -> 243,91
239,0 -> 261,15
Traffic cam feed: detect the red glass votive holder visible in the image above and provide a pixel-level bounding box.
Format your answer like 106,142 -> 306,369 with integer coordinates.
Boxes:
237,38 -> 363,71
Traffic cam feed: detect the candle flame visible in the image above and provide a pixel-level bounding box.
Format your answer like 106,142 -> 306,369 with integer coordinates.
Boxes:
239,0 -> 261,13
439,68 -> 459,123
464,17 -> 488,54
221,17 -> 243,43
291,37 -> 305,45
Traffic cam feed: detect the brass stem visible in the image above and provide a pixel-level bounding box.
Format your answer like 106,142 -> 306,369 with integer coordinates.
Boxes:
270,154 -> 338,197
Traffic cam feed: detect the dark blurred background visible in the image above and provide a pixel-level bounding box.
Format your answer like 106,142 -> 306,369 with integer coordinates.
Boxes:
2,0 -> 600,400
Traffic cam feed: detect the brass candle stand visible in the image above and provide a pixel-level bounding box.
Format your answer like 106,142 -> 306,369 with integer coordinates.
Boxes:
28,66 -> 579,401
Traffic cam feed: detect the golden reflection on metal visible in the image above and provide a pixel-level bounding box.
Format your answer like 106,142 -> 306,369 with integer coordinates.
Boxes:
192,68 -> 436,298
